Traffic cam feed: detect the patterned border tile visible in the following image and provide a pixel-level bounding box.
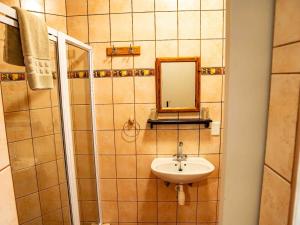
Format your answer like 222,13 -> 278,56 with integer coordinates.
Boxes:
0,67 -> 225,81
201,67 -> 225,75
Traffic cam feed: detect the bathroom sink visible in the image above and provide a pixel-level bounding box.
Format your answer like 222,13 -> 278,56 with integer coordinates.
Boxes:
151,157 -> 215,184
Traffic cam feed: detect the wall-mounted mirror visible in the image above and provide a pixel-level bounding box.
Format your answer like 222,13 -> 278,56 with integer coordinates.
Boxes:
155,57 -> 200,113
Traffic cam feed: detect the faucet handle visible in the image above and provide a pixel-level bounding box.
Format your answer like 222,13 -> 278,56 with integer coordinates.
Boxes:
179,141 -> 183,146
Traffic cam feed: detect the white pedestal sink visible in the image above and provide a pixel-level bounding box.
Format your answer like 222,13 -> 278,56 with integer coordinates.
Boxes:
151,157 -> 215,184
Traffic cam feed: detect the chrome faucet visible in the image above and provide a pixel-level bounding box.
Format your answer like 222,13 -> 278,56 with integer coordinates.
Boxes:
173,141 -> 187,162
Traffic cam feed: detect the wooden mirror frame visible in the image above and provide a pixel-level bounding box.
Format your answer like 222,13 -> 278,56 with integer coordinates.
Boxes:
155,57 -> 200,113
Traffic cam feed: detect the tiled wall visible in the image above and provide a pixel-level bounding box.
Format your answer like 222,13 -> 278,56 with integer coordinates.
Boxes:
0,72 -> 18,225
0,1 -> 72,224
66,0 -> 225,224
259,0 -> 300,224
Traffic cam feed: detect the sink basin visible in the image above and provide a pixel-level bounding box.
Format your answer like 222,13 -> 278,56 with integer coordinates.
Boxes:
151,157 -> 215,184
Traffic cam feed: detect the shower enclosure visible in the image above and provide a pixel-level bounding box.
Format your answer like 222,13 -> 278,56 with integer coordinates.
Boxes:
0,3 -> 101,225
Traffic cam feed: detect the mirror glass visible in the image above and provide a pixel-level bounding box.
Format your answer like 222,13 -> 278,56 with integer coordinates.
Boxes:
156,57 -> 200,112
161,62 -> 196,108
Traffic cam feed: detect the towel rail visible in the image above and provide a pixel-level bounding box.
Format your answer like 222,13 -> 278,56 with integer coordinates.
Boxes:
0,2 -> 91,50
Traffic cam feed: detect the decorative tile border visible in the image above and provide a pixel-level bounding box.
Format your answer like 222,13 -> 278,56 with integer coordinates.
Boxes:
0,67 -> 225,81
200,67 -> 225,75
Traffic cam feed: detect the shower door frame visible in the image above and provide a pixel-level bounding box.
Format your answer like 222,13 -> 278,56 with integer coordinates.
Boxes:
57,32 -> 102,225
0,3 -> 102,225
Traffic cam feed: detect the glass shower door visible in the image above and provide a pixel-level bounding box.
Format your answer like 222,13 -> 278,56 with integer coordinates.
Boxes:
0,24 -> 72,225
63,42 -> 100,225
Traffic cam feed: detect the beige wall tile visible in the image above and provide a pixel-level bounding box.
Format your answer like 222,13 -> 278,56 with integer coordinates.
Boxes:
158,202 -> 177,222
91,43 -> 112,70
110,0 -> 131,13
114,104 -> 135,129
42,209 -> 64,225
36,161 -> 59,189
156,12 -> 177,40
273,0 -> 300,46
71,79 -> 91,105
178,11 -> 200,39
201,11 -> 223,39
201,0 -> 223,10
97,130 -> 115,154
137,155 -> 155,178
45,0 -> 65,15
74,131 -> 93,154
179,40 -> 201,57
178,130 -> 199,155
39,186 -> 61,214
89,15 -> 110,42
88,0 -> 109,14
57,159 -> 67,183
80,200 -> 99,221
5,111 -> 31,142
135,104 -> 156,129
178,0 -> 200,10
72,105 -> 92,130
99,155 -> 116,178
201,40 -> 223,67
20,0 -> 44,12
67,16 -> 88,43
12,167 -> 38,198
155,0 -> 177,11
0,168 -> 18,225
28,88 -> 51,109
33,135 -> 56,164
116,155 -> 137,178
272,43 -> 300,73
118,202 -> 137,222
66,0 -> 87,16
45,15 -> 67,33
198,178 -> 219,201
75,155 -> 96,178
94,77 -> 113,104
111,13 -> 133,42
102,201 -> 119,222
134,41 -> 155,68
132,0 -> 154,12
265,75 -> 300,180
177,202 -> 197,222
138,202 -> 157,222
157,130 -> 178,154
137,179 -> 157,201
157,179 -> 177,201
0,94 -> 9,169
100,179 -> 117,201
78,179 -> 97,200
112,42 -> 134,69
115,130 -> 136,154
156,40 -> 178,57
136,129 -> 156,154
113,77 -> 134,103
133,13 -> 155,41
201,75 -> 223,102
200,129 -> 220,154
16,192 -> 41,224
30,108 -> 53,137
259,166 -> 291,225
197,201 -> 217,223
9,139 -> 35,171
1,81 -> 28,112
117,179 -> 137,201
135,77 -> 156,104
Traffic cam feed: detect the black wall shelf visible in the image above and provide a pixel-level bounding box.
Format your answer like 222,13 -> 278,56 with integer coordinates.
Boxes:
147,118 -> 212,129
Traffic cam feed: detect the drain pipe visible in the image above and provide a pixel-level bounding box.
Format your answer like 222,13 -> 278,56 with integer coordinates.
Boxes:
176,184 -> 185,205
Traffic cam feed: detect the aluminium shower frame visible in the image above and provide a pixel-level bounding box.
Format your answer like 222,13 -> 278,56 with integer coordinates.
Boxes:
0,3 -> 102,225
